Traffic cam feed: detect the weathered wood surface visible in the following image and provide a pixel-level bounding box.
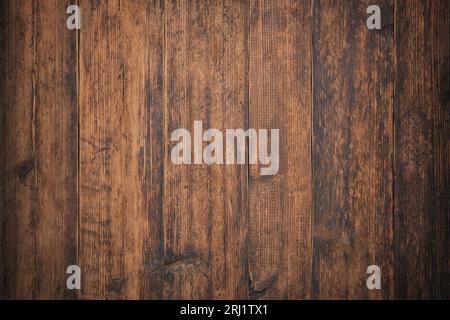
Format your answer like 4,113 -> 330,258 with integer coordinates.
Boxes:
312,0 -> 394,299
0,0 -> 448,299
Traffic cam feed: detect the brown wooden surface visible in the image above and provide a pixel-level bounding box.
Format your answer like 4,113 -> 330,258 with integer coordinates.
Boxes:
312,0 -> 394,299
0,0 -> 78,299
248,0 -> 312,299
0,0 -> 449,300
394,0 -> 450,299
79,0 -> 166,299
164,0 -> 248,299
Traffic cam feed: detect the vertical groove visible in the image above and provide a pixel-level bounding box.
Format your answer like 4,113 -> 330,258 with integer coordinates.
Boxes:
76,0 -> 81,300
309,0 -> 314,299
245,0 -> 251,300
31,0 -> 38,299
392,0 -> 397,298
162,0 -> 167,298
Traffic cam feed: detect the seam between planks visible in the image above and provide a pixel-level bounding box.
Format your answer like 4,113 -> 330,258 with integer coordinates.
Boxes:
309,0 -> 315,300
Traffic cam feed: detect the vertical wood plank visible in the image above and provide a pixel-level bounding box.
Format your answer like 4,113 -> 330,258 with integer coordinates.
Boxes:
164,0 -> 249,299
139,0 -> 166,300
0,0 -> 78,299
248,0 -> 313,299
312,0 -> 394,299
394,0 -> 450,299
79,0 -> 165,299
0,0 -> 34,299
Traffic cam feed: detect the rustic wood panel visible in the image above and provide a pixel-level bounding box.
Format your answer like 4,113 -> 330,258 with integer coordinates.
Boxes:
248,0 -> 312,299
312,0 -> 394,299
0,0 -> 78,299
79,0 -> 165,299
139,0 -> 166,301
0,0 -> 449,300
394,0 -> 450,299
164,0 -> 248,299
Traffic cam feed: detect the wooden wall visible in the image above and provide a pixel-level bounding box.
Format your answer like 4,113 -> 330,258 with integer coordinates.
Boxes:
0,0 -> 448,300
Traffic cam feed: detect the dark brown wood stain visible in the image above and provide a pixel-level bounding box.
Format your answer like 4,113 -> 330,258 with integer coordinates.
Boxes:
0,0 -> 448,299
394,0 -> 450,299
312,0 -> 394,300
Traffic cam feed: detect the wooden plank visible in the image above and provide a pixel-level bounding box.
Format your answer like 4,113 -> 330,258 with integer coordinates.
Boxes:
0,0 -> 34,299
139,0 -> 166,301
312,0 -> 394,299
394,0 -> 450,299
0,0 -> 78,299
79,0 -> 164,299
164,0 -> 249,299
248,0 -> 312,299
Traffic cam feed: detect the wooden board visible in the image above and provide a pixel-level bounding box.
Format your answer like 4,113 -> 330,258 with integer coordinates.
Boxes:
164,0 -> 248,299
0,0 -> 78,299
248,0 -> 312,299
79,0 -> 165,299
394,0 -> 450,299
312,0 -> 394,299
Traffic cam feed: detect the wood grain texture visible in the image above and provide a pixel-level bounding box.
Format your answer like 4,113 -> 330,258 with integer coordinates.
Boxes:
394,0 -> 450,299
0,0 -> 78,299
312,0 -> 394,299
79,0 -> 165,299
164,0 -> 248,299
0,0 -> 449,300
248,0 -> 312,299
